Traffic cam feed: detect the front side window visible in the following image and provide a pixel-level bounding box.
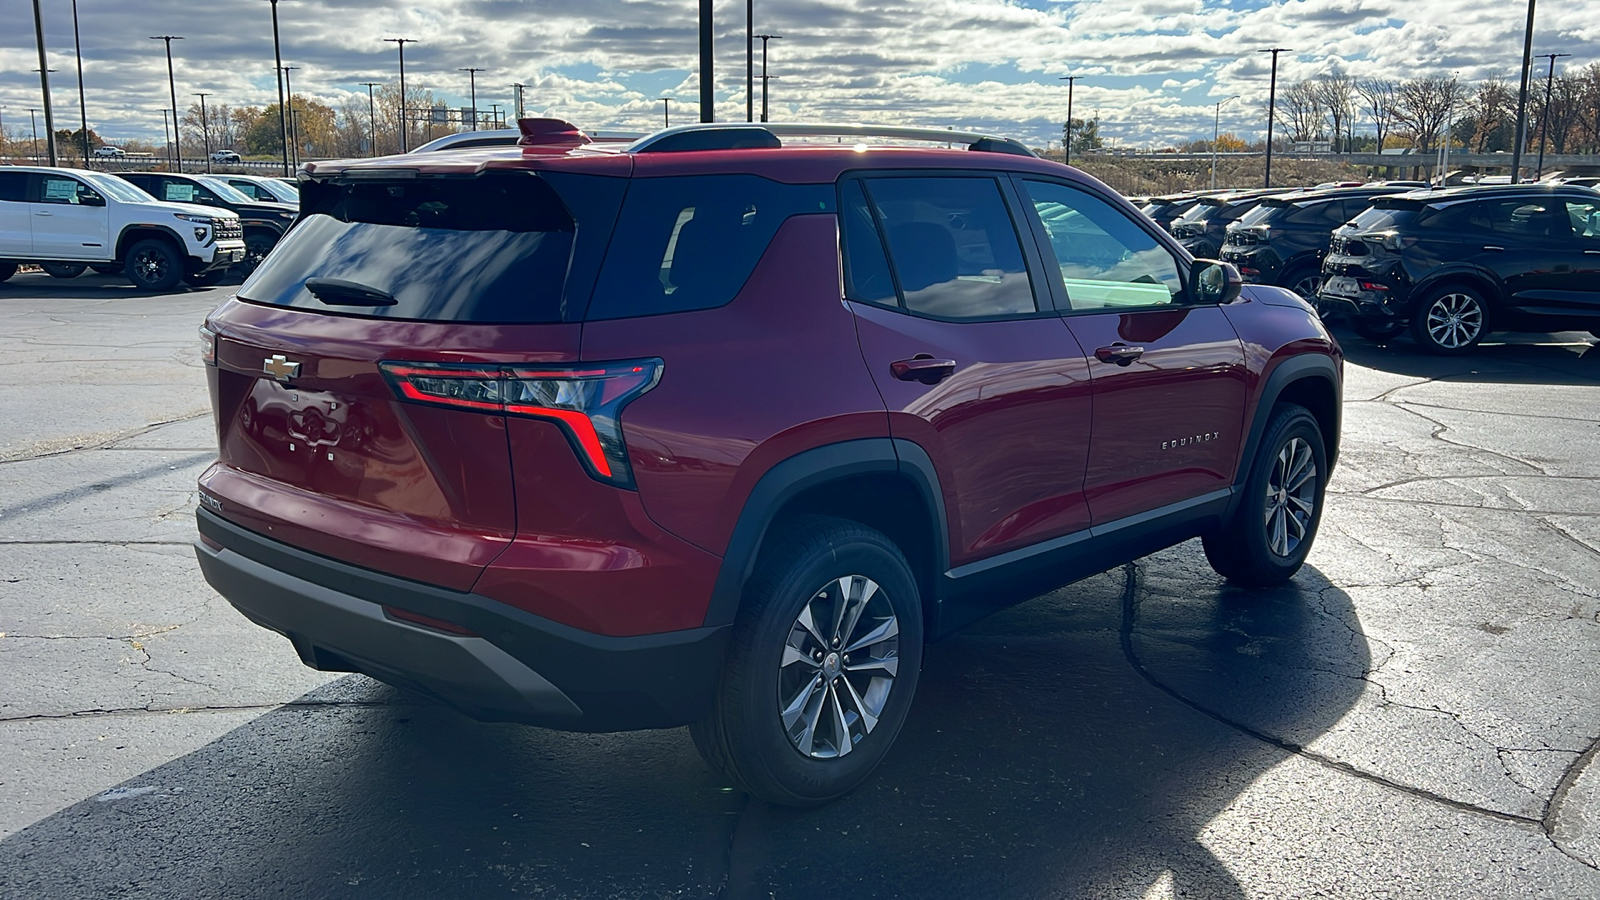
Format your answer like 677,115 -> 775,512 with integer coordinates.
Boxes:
158,180 -> 200,204
1019,179 -> 1183,311
38,175 -> 100,206
1485,199 -> 1566,238
1563,199 -> 1600,238
860,176 -> 1036,319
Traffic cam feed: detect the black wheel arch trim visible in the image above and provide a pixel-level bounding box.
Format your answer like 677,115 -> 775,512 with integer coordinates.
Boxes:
1233,354 -> 1341,504
702,437 -> 951,630
115,224 -> 190,261
1411,266 -> 1504,311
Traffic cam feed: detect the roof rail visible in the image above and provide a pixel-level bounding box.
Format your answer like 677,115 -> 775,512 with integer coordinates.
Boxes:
627,122 -> 1037,157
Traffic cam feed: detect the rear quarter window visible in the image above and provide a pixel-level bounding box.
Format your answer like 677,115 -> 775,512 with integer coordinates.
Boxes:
586,175 -> 834,320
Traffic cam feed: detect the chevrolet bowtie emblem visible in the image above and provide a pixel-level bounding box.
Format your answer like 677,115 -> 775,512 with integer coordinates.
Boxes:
264,354 -> 301,382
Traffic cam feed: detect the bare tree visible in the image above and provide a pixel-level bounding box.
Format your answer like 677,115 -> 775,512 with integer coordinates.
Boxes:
1315,68 -> 1356,152
1462,80 -> 1515,151
1278,81 -> 1324,143
1356,78 -> 1398,150
1531,73 -> 1582,155
1392,76 -> 1462,151
1579,62 -> 1600,154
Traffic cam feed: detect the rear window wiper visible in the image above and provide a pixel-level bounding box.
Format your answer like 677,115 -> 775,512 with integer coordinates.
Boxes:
304,278 -> 397,306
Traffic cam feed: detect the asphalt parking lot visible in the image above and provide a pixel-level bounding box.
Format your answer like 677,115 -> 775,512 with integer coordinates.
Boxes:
1,271 -> 1597,899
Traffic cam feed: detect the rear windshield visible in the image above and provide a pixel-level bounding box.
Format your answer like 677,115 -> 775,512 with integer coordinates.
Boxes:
1174,199 -> 1223,224
1236,202 -> 1288,227
238,172 -> 577,323
1348,204 -> 1417,232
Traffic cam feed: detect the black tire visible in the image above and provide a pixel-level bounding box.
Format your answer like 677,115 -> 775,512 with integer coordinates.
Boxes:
691,516 -> 924,807
0,262 -> 15,283
1410,283 -> 1488,354
183,268 -> 227,288
123,238 -> 185,292
1351,318 -> 1405,342
1203,403 -> 1327,586
239,232 -> 276,274
41,263 -> 87,279
90,264 -> 121,275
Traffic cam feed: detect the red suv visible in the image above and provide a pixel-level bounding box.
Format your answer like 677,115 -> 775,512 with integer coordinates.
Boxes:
194,119 -> 1342,806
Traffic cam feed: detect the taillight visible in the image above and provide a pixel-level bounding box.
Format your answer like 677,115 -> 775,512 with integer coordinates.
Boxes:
199,324 -> 216,365
379,359 -> 663,489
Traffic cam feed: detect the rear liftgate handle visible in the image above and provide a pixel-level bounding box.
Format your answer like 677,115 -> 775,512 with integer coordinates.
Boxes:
890,354 -> 957,385
1094,343 -> 1145,366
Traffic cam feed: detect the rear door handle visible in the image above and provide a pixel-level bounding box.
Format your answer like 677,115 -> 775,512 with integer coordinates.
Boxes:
1094,344 -> 1146,366
33,211 -> 52,217
1482,245 -> 1504,252
890,356 -> 956,384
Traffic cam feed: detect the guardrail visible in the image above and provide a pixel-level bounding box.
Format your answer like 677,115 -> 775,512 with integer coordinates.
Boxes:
1,155 -> 320,173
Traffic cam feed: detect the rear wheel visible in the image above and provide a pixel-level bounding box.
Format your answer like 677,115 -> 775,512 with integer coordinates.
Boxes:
1203,403 -> 1327,585
1410,283 -> 1488,354
124,239 -> 184,292
41,263 -> 87,279
1284,264 -> 1331,319
691,516 -> 923,807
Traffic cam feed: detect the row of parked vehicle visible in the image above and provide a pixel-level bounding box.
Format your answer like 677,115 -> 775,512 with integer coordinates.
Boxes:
0,166 -> 299,291
1135,180 -> 1600,354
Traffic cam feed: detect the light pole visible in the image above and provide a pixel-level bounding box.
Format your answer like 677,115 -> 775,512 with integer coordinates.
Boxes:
267,0 -> 290,176
71,0 -> 89,164
1258,47 -> 1291,188
755,34 -> 782,122
512,82 -> 527,119
1212,95 -> 1239,190
280,66 -> 300,168
746,0 -> 754,122
699,0 -> 714,122
1059,75 -> 1081,166
1510,0 -> 1538,183
658,97 -> 673,128
1534,52 -> 1569,179
195,92 -> 212,172
360,82 -> 380,155
28,109 -> 41,161
385,38 -> 416,151
30,0 -> 57,166
150,36 -> 184,172
159,108 -> 171,169
459,67 -> 484,130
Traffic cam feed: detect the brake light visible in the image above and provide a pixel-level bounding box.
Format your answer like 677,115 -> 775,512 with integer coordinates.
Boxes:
378,359 -> 664,489
1359,281 -> 1390,292
199,324 -> 217,365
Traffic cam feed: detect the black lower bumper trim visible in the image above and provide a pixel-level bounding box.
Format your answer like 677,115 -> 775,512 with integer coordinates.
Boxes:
195,508 -> 728,732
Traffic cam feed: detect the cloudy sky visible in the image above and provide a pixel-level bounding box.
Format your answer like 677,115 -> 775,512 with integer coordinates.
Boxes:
3,0 -> 1598,149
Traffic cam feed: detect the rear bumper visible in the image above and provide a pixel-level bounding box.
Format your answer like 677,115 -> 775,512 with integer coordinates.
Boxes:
195,508 -> 728,732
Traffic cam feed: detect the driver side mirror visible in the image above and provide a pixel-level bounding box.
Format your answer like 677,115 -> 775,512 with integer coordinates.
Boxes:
1189,259 -> 1242,305
80,192 -> 106,208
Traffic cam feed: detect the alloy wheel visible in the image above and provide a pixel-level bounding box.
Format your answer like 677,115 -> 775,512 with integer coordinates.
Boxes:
1264,436 -> 1317,558
133,248 -> 169,285
1424,292 -> 1484,350
778,574 -> 901,759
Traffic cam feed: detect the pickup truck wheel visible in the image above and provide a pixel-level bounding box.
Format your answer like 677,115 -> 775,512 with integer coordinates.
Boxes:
41,263 -> 88,279
1203,403 -> 1327,586
691,515 -> 923,807
0,262 -> 15,283
183,269 -> 227,288
239,233 -> 275,274
124,239 -> 184,292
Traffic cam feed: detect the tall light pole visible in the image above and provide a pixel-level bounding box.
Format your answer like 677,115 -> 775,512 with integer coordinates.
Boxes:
195,92 -> 212,172
1509,0 -> 1538,183
71,0 -> 89,164
1258,47 -> 1291,188
280,66 -> 300,168
28,109 -> 41,161
658,97 -> 673,128
512,82 -> 526,119
30,0 -> 58,166
267,0 -> 290,176
459,67 -> 484,130
1212,95 -> 1239,190
150,36 -> 184,173
1534,52 -> 1569,179
755,34 -> 782,122
159,108 -> 171,169
746,0 -> 754,122
385,38 -> 416,151
1059,75 -> 1081,166
360,82 -> 380,155
699,0 -> 714,122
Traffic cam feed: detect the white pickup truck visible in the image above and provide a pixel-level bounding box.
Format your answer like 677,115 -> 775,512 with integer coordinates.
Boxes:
0,165 -> 246,291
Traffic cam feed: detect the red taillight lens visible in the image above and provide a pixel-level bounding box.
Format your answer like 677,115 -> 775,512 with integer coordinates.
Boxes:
378,358 -> 663,489
1359,281 -> 1390,292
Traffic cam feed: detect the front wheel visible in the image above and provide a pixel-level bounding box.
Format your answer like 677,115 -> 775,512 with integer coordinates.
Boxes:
123,239 -> 184,292
41,263 -> 87,279
691,516 -> 923,806
1410,284 -> 1488,354
1203,403 -> 1327,585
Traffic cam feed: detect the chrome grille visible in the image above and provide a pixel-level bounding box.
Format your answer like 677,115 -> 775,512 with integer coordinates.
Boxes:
214,219 -> 243,241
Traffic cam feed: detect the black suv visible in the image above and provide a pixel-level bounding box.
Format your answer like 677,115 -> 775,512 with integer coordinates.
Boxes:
1223,185 -> 1413,306
1319,184 -> 1600,352
1141,193 -> 1207,230
1170,189 -> 1284,259
116,172 -> 297,273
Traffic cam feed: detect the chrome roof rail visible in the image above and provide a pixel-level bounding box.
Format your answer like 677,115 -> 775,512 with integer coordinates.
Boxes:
626,122 -> 1037,157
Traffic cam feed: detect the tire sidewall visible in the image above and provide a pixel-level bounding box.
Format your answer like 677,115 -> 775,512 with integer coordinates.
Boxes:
124,239 -> 183,292
728,529 -> 923,805
1238,408 -> 1327,580
1410,283 -> 1488,354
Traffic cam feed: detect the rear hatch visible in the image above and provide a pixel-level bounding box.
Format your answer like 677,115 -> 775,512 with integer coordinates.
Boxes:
200,165 -> 623,590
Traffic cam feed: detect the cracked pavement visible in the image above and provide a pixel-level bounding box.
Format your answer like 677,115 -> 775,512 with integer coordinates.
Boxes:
0,272 -> 1597,898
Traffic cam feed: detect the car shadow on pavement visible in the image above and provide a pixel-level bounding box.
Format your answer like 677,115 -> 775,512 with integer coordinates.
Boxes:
0,548 -> 1367,899
1,270 -> 247,297
1330,323 -> 1600,386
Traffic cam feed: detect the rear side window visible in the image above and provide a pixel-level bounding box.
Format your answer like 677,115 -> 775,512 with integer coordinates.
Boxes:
239,171 -> 577,323
0,172 -> 26,202
586,175 -> 833,320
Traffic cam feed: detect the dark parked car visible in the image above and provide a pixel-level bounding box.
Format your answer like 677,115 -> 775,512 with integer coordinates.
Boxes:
193,120 -> 1343,806
116,172 -> 297,272
1169,188 -> 1286,259
1140,192 -> 1205,230
1223,185 -> 1414,308
1320,184 -> 1600,352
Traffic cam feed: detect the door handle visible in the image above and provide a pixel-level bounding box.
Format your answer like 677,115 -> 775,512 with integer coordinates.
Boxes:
1482,245 -> 1504,252
1094,343 -> 1146,366
33,211 -> 53,217
890,355 -> 956,384
1585,249 -> 1600,256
